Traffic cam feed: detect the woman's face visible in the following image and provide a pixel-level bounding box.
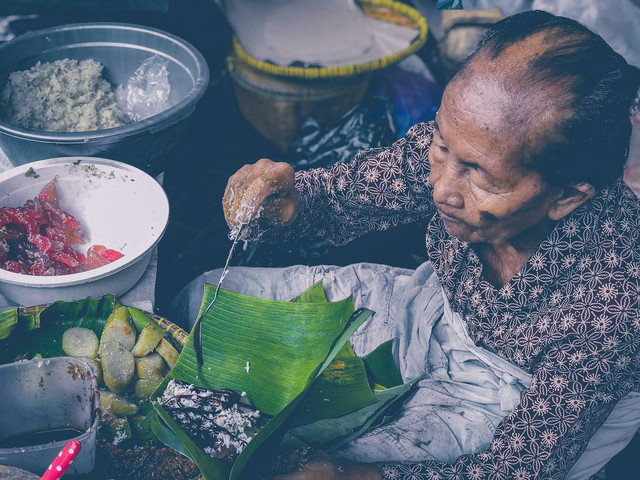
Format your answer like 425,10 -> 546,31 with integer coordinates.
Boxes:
428,70 -> 564,246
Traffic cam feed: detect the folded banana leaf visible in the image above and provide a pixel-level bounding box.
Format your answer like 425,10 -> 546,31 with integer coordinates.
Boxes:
148,281 -> 372,479
150,281 -> 418,479
282,378 -> 418,452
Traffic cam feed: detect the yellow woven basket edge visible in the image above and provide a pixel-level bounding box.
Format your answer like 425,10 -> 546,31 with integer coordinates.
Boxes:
231,0 -> 428,79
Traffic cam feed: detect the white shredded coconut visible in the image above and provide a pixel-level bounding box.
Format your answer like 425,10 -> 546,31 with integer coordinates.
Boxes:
160,380 -> 261,460
112,428 -> 128,446
229,204 -> 264,240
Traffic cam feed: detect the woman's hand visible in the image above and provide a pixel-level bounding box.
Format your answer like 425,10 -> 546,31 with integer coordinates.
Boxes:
266,448 -> 382,480
223,158 -> 299,231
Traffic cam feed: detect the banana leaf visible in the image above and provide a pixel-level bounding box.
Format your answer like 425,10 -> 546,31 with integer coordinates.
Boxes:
289,283 -> 378,426
290,280 -> 329,303
0,296 -> 118,362
363,339 -> 403,389
290,343 -> 377,426
162,284 -> 364,415
150,282 -> 374,479
151,281 -> 418,479
282,377 -> 419,452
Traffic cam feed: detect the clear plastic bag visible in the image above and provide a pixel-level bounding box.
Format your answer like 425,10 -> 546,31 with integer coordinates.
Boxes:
116,54 -> 171,122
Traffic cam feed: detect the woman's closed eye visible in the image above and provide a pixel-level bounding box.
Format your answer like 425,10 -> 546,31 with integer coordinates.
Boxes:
433,131 -> 448,151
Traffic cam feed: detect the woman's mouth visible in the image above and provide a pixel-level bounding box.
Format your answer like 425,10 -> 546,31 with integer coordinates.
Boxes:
437,208 -> 461,223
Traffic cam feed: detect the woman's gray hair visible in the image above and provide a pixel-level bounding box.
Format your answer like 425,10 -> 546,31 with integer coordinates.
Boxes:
460,10 -> 640,190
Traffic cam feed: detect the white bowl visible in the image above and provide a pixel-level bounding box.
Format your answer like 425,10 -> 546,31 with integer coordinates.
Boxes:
0,157 -> 169,305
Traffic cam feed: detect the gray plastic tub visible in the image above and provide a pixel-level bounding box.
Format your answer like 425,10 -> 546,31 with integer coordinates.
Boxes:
0,23 -> 209,175
0,357 -> 100,476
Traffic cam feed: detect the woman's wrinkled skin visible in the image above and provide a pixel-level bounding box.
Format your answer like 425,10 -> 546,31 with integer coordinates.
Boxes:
428,47 -> 593,286
223,158 -> 298,228
224,31 -> 597,479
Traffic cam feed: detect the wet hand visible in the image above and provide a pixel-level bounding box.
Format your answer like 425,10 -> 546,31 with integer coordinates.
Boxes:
223,158 -> 298,230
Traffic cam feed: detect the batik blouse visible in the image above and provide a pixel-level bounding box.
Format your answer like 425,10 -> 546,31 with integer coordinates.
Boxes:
253,121 -> 640,480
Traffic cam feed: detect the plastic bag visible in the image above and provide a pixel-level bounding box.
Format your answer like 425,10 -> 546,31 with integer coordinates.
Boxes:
372,54 -> 441,137
116,54 -> 171,122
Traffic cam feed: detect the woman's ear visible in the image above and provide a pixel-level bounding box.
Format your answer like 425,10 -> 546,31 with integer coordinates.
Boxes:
548,183 -> 595,221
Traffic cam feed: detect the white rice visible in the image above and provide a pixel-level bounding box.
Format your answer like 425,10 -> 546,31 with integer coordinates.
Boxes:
0,58 -> 127,132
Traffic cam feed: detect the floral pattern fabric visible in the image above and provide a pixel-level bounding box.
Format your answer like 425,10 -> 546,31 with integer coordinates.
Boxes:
253,122 -> 640,479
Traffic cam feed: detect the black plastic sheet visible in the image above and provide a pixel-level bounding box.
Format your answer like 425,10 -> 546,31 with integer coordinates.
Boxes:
287,94 -> 397,170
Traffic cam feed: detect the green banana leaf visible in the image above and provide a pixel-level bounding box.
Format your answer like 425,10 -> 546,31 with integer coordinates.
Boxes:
162,284 -> 364,414
150,282 -> 374,479
289,283 -> 378,426
151,281 -> 418,479
232,306 -> 371,479
364,339 -> 403,389
0,296 -> 118,362
290,280 -> 329,303
291,343 -> 377,426
282,377 -> 419,452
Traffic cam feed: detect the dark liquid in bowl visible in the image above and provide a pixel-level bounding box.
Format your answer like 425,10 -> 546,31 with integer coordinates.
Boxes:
0,427 -> 83,448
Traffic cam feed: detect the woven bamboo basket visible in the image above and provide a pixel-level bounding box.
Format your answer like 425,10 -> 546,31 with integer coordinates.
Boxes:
228,0 -> 428,152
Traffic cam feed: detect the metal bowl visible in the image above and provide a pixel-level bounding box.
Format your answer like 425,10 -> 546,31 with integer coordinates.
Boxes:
0,22 -> 209,175
0,157 -> 169,306
0,357 -> 100,475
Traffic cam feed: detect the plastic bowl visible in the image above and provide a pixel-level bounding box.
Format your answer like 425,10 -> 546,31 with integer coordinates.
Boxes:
0,157 -> 169,306
0,22 -> 209,175
0,357 -> 100,475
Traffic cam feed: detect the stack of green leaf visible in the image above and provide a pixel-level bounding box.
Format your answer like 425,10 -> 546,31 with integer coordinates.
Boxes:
148,282 -> 417,480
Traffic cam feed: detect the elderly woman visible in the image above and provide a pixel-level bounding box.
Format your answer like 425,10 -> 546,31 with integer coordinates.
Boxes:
174,10 -> 640,480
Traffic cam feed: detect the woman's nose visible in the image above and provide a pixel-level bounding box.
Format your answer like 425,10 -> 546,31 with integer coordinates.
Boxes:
431,162 -> 464,208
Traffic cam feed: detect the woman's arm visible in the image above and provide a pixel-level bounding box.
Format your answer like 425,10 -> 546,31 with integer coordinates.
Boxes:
247,122 -> 436,245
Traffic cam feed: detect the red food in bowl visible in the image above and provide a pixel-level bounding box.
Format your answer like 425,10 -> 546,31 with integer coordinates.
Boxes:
0,178 -> 123,276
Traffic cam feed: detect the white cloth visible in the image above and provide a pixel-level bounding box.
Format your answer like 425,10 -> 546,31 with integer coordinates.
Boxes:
172,261 -> 640,472
214,0 -> 419,67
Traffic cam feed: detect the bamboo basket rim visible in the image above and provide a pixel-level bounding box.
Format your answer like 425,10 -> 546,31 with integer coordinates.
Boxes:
231,0 -> 428,79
